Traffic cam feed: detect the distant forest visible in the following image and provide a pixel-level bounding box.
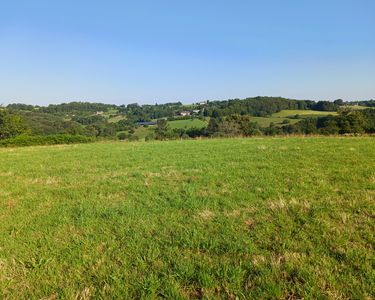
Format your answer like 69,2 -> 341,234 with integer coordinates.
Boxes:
1,97 -> 374,146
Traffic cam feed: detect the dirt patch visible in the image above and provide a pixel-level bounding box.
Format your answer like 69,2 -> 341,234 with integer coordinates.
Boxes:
5,199 -> 17,210
244,219 -> 256,230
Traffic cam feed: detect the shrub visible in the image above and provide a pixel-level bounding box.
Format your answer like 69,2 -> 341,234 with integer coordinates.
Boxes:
128,135 -> 139,141
0,134 -> 95,147
117,132 -> 128,140
145,133 -> 155,141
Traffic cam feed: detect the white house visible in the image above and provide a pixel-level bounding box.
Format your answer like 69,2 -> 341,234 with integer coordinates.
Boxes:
180,111 -> 191,116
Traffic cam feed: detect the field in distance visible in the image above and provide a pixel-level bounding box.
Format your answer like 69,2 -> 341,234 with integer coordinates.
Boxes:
168,118 -> 208,129
272,109 -> 338,117
0,137 -> 374,299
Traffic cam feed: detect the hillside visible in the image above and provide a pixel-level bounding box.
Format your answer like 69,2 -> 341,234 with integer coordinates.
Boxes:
2,98 -> 374,144
1,137 -> 374,298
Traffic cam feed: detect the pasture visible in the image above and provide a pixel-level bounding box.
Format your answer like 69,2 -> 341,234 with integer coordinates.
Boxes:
250,116 -> 300,127
272,109 -> 338,118
168,118 -> 208,129
0,137 -> 374,299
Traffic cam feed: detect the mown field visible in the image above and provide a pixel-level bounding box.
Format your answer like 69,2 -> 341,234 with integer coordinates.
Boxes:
272,109 -> 338,118
0,137 -> 374,299
248,110 -> 338,128
168,119 -> 208,129
250,117 -> 300,127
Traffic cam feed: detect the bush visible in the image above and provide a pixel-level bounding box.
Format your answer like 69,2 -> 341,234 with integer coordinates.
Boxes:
128,135 -> 139,141
145,133 -> 155,141
0,134 -> 95,147
117,132 -> 128,140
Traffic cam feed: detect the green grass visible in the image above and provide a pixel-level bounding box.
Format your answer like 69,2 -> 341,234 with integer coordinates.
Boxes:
0,137 -> 374,299
272,109 -> 338,118
107,108 -> 119,114
168,118 -> 207,129
133,126 -> 155,140
107,115 -> 126,123
248,110 -> 339,127
344,105 -> 373,110
251,116 -> 300,127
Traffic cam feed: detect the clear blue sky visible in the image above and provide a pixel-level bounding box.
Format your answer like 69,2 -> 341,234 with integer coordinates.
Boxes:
1,0 -> 374,105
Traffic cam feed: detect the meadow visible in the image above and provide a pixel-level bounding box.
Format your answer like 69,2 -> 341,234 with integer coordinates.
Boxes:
272,109 -> 338,118
168,119 -> 208,129
249,117 -> 299,127
0,137 -> 374,299
247,110 -> 339,128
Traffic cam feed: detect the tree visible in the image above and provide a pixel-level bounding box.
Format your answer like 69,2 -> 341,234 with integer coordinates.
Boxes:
319,119 -> 340,135
155,119 -> 169,140
312,101 -> 337,111
334,99 -> 344,106
211,109 -> 220,118
0,110 -> 28,139
265,122 -> 279,135
362,109 -> 375,133
118,132 -> 129,140
297,118 -> 318,134
205,118 -> 219,135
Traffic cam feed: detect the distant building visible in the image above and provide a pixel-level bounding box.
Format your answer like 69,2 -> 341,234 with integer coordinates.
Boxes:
180,111 -> 191,116
192,109 -> 200,114
136,121 -> 156,126
95,111 -> 104,115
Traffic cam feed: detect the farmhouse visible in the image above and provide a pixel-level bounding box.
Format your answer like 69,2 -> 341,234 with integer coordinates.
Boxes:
180,111 -> 191,116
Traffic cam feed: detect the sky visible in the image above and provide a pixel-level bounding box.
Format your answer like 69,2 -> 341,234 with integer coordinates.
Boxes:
0,0 -> 374,105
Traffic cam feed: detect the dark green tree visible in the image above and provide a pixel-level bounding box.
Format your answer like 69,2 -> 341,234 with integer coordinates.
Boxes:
155,119 -> 169,140
205,118 -> 219,135
0,110 -> 28,139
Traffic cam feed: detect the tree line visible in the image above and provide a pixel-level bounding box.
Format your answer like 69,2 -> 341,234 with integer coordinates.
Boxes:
7,97 -> 373,121
1,97 -> 374,145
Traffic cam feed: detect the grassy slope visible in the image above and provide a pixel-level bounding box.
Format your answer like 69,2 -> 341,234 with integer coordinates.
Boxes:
133,126 -> 155,139
272,110 -> 338,117
345,105 -> 373,110
248,110 -> 338,127
168,118 -> 208,129
250,116 -> 300,127
0,138 -> 374,299
107,115 -> 126,123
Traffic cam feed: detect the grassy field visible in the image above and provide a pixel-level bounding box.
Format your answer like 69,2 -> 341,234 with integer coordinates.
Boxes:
107,115 -> 126,123
168,119 -> 208,129
272,110 -> 338,118
344,105 -> 373,110
0,138 -> 374,299
247,110 -> 339,127
250,117 -> 300,127
133,126 -> 155,140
